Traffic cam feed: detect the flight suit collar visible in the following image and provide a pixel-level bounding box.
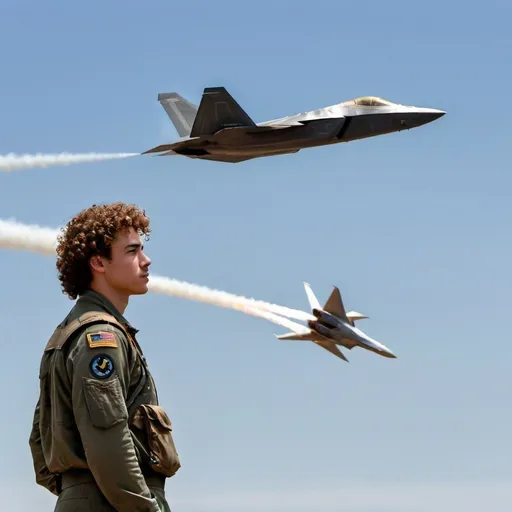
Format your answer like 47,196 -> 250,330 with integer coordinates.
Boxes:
77,289 -> 139,335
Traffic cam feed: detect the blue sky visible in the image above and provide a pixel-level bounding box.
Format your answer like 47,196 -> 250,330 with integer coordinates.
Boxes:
1,0 -> 511,510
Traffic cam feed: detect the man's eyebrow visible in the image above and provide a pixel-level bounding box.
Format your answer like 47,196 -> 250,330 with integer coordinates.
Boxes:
124,243 -> 142,250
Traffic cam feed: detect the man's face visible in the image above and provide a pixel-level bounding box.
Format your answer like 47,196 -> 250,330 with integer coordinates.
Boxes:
100,227 -> 152,296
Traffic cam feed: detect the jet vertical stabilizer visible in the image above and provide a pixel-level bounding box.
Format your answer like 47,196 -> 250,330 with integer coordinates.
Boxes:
158,92 -> 198,137
322,286 -> 349,321
303,281 -> 322,310
190,87 -> 256,137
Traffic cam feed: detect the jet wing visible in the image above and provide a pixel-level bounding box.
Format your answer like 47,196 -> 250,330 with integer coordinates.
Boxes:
275,330 -> 349,362
274,322 -> 349,362
141,143 -> 177,155
313,340 -> 349,361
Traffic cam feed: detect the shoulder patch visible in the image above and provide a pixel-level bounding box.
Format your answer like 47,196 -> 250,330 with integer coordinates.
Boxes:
86,331 -> 118,349
89,354 -> 115,379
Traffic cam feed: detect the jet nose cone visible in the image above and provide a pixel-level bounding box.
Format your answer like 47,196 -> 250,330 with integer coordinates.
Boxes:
429,109 -> 446,121
376,343 -> 397,358
398,109 -> 445,130
419,108 -> 446,125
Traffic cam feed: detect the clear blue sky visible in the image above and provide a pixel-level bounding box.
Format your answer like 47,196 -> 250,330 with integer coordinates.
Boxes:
1,1 -> 511,510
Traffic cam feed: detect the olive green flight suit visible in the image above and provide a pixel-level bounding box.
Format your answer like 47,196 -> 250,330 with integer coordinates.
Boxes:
29,290 -> 181,511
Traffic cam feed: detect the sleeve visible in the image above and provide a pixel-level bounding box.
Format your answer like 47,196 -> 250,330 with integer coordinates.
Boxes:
67,323 -> 161,512
28,398 -> 59,495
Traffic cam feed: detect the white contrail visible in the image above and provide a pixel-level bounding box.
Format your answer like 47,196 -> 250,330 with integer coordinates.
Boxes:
233,305 -> 311,335
0,152 -> 138,172
0,218 -> 58,255
0,219 -> 315,327
148,274 -> 315,322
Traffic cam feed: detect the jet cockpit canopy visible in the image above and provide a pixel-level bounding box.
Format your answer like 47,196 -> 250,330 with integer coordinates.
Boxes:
341,96 -> 396,107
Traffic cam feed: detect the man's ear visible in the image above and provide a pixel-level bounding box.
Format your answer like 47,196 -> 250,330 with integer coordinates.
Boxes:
89,255 -> 106,274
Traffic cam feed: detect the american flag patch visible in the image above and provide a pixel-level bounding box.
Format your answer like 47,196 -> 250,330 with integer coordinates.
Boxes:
86,331 -> 118,349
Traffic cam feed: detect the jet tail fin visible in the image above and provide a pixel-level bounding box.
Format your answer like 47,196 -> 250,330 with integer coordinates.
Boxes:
190,87 -> 256,137
303,282 -> 322,310
346,311 -> 369,324
158,92 -> 198,138
323,286 -> 349,322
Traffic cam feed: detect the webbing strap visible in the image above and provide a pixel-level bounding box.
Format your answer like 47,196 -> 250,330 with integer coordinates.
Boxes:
44,312 -> 126,351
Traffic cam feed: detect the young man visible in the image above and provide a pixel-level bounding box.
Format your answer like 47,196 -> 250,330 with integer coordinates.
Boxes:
29,202 -> 181,512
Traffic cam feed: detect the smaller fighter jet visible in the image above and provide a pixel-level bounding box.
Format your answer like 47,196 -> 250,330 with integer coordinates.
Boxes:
275,282 -> 396,362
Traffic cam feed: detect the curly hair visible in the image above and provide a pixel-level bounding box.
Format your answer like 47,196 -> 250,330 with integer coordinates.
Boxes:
56,202 -> 151,299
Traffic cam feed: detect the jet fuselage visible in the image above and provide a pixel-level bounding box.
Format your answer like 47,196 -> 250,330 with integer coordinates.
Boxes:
308,318 -> 396,359
308,306 -> 396,359
163,108 -> 443,159
143,89 -> 445,163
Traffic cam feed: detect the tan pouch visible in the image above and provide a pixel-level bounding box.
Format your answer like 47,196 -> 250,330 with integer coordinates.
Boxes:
132,404 -> 181,477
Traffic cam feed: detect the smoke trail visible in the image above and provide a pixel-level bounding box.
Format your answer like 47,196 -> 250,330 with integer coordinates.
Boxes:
0,218 -> 58,255
148,275 -> 314,321
0,152 -> 138,172
0,218 -> 315,325
237,306 -> 311,335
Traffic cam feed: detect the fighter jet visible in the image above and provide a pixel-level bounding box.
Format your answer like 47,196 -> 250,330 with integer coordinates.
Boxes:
275,282 -> 396,362
142,86 -> 445,163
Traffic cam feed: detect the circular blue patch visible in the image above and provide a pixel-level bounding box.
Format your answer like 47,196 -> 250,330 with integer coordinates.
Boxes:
89,354 -> 115,379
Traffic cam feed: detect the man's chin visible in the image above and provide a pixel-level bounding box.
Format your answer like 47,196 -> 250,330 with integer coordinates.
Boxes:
130,284 -> 149,295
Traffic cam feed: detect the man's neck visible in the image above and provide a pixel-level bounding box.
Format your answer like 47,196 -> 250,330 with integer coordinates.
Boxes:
89,283 -> 129,315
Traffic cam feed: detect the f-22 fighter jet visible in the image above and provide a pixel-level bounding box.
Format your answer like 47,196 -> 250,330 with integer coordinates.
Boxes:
276,282 -> 396,362
142,86 -> 445,163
